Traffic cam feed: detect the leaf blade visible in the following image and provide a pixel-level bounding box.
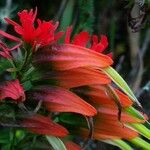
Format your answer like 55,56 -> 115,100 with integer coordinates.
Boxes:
46,136 -> 67,150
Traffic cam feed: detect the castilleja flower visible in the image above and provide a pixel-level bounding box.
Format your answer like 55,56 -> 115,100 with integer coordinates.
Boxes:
0,8 -> 63,50
0,8 -> 150,150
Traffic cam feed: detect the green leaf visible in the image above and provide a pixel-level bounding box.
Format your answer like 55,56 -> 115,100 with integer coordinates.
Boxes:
46,136 -> 67,150
0,58 -> 12,75
130,137 -> 150,149
59,113 -> 86,127
103,139 -> 133,150
102,66 -> 141,107
125,107 -> 145,120
59,0 -> 75,31
76,0 -> 94,34
1,144 -> 11,150
0,129 -> 11,144
129,123 -> 150,139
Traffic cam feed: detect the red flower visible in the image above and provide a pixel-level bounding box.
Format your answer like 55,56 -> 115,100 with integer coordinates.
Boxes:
41,67 -> 111,88
33,44 -> 113,70
0,8 -> 63,49
0,80 -> 25,102
21,115 -> 68,137
29,86 -> 97,116
79,106 -> 147,141
74,85 -> 133,108
65,26 -> 112,57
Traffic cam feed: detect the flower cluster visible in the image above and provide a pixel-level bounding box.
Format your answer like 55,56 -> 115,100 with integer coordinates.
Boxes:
0,8 -> 150,150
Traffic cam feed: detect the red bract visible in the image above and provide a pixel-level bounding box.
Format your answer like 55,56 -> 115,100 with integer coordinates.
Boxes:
30,86 -> 97,116
33,44 -> 113,70
0,80 -> 25,101
21,115 -> 68,137
80,108 -> 141,140
1,8 -> 63,49
42,67 -> 111,88
74,85 -> 133,108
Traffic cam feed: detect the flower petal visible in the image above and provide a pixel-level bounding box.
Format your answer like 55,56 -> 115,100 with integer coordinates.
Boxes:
96,107 -> 145,124
74,85 -> 133,108
30,86 -> 97,116
0,80 -> 25,101
34,44 -> 113,70
21,115 -> 68,137
43,67 -> 111,88
73,31 -> 90,47
0,30 -> 20,42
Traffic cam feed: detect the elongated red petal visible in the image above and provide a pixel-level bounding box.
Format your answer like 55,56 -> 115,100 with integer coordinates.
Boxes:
34,44 -> 113,70
21,115 -> 68,137
75,85 -> 133,108
94,122 -> 138,140
0,80 -> 25,101
5,18 -> 21,27
80,108 -> 139,140
31,86 -> 97,116
97,108 -> 145,123
65,26 -> 72,44
0,30 -> 20,42
43,67 -> 111,88
65,141 -> 81,150
73,31 -> 90,47
80,125 -> 138,140
80,128 -> 119,140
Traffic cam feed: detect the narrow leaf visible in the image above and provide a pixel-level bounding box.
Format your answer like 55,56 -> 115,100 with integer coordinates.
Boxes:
130,137 -> 150,149
46,136 -> 67,150
129,123 -> 150,139
103,139 -> 133,150
125,107 -> 145,120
